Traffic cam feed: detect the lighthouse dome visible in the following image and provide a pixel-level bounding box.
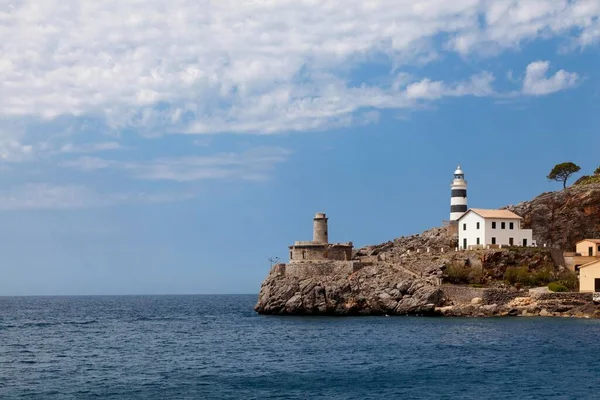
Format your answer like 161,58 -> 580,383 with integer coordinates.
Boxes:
454,165 -> 464,175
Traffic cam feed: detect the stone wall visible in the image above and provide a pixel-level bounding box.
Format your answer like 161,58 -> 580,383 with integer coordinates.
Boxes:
531,292 -> 593,302
440,285 -> 485,305
327,246 -> 352,261
482,289 -> 528,305
290,246 -> 326,261
441,285 -> 528,305
284,261 -> 362,279
290,244 -> 352,262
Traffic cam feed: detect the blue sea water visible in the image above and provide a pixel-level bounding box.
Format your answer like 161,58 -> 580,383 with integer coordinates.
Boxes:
1,295 -> 599,399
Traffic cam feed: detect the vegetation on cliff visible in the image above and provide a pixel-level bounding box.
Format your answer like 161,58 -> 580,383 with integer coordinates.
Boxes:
574,165 -> 600,186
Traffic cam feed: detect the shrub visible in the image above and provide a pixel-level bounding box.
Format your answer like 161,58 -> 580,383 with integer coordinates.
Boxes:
444,264 -> 483,285
555,270 -> 578,291
504,266 -> 530,286
504,266 -> 555,287
574,175 -> 600,186
548,282 -> 569,292
531,268 -> 553,287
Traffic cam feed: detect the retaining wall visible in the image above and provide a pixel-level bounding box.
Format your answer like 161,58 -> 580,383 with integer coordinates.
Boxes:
440,285 -> 485,305
441,285 -> 529,305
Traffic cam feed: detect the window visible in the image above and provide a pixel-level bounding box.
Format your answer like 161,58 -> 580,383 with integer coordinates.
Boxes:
463,223 -> 466,231
501,222 -> 506,229
476,222 -> 480,229
492,222 -> 496,229
476,238 -> 480,245
492,237 -> 496,245
509,222 -> 514,230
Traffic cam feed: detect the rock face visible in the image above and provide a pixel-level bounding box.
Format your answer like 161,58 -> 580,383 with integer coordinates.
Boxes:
505,183 -> 600,251
254,263 -> 444,316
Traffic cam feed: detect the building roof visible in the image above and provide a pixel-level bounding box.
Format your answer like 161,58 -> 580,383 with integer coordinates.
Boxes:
580,259 -> 600,269
577,239 -> 600,244
458,208 -> 523,221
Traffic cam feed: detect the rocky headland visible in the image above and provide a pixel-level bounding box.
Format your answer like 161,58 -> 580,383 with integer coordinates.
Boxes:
255,184 -> 600,318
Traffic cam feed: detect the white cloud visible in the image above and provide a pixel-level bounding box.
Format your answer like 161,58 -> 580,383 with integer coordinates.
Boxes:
0,183 -> 195,210
59,142 -> 124,154
61,147 -> 292,182
404,72 -> 495,100
522,60 -> 579,95
0,139 -> 34,162
0,0 -> 596,135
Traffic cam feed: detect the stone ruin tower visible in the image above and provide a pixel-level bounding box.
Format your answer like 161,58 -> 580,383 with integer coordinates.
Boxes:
313,212 -> 328,244
288,212 -> 353,262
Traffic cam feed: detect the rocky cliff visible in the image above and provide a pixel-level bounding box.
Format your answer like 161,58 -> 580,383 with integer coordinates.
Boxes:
254,263 -> 443,315
505,183 -> 600,251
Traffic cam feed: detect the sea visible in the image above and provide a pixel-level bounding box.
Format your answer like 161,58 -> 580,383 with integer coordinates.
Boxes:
1,295 -> 599,399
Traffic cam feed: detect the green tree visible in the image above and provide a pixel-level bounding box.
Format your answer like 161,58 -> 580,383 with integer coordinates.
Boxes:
547,162 -> 581,189
594,166 -> 600,175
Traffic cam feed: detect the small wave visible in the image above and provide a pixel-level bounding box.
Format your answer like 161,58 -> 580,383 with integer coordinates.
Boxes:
64,320 -> 98,326
131,316 -> 185,322
22,322 -> 54,328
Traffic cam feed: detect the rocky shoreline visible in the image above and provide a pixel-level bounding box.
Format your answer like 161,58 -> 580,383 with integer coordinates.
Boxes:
435,291 -> 600,319
254,263 -> 600,318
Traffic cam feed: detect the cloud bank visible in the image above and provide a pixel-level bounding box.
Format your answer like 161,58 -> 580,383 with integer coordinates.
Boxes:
1,0 -> 597,136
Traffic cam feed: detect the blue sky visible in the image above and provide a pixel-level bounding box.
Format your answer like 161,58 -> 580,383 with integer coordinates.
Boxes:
1,0 -> 600,295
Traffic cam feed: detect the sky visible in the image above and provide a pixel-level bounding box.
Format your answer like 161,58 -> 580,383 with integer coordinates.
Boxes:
1,0 -> 600,295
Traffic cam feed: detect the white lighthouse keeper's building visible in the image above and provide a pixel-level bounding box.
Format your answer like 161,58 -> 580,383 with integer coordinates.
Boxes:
457,209 -> 535,250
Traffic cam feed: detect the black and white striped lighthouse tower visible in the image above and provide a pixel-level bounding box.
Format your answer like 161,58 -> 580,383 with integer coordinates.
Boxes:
450,165 -> 467,221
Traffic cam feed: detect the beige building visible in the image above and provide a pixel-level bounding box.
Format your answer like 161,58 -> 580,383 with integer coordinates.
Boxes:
576,239 -> 600,257
579,260 -> 600,293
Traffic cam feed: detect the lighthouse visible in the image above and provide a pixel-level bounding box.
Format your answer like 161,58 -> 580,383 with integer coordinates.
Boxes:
450,165 -> 467,221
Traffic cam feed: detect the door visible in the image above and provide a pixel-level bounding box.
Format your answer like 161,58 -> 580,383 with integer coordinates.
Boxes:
463,238 -> 467,250
595,278 -> 600,292
589,247 -> 594,257
509,238 -> 514,246
523,239 -> 527,247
